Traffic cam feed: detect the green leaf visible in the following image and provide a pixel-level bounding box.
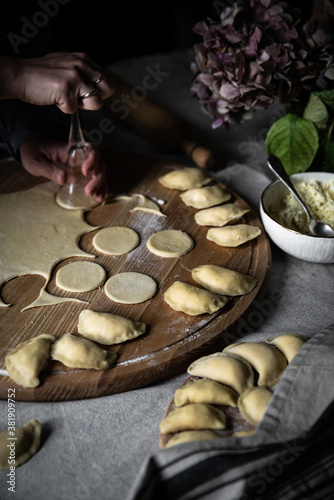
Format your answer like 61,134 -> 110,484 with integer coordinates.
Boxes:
265,114 -> 319,174
323,122 -> 334,172
303,94 -> 328,130
313,89 -> 334,110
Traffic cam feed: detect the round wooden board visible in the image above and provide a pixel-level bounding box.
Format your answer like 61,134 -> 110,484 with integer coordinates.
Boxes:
0,153 -> 271,401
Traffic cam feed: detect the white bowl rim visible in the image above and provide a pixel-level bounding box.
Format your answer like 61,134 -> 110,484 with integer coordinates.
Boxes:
260,171 -> 334,240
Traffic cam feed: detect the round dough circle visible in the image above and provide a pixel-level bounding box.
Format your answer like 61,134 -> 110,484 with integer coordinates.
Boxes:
93,226 -> 140,256
104,272 -> 157,304
56,261 -> 107,292
147,230 -> 194,258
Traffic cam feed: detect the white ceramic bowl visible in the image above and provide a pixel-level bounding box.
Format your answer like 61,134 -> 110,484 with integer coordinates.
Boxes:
260,172 -> 334,263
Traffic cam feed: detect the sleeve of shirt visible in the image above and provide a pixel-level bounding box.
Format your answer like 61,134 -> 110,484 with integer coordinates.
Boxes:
0,100 -> 69,161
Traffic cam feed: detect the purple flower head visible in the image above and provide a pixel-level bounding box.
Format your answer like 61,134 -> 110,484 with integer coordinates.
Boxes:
191,0 -> 334,129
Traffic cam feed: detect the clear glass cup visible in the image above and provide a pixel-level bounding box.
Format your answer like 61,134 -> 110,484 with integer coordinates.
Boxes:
56,111 -> 99,210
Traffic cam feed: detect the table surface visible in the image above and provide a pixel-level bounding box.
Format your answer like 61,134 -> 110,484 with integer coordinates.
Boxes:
1,48 -> 333,500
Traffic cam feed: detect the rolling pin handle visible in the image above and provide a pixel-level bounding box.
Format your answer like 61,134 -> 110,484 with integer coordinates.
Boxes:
179,138 -> 216,169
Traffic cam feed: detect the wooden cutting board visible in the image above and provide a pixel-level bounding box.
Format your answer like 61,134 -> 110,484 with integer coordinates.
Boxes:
0,152 -> 271,401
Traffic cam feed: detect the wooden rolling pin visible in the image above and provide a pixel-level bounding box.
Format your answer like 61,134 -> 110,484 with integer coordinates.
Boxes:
104,71 -> 215,169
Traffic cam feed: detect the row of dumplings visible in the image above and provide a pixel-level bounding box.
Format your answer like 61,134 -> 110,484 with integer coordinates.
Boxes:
160,333 -> 308,448
158,166 -> 261,248
5,310 -> 147,388
163,264 -> 258,316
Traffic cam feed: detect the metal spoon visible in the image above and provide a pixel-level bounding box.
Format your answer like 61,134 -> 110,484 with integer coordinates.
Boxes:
267,154 -> 334,237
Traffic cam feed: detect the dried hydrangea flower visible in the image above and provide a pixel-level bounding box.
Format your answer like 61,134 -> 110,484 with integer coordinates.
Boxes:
191,0 -> 334,129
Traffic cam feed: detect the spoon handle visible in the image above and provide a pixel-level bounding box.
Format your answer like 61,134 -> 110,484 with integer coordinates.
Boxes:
267,154 -> 311,224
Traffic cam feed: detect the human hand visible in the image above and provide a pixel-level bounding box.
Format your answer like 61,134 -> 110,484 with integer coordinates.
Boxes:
19,137 -> 108,202
2,52 -> 115,113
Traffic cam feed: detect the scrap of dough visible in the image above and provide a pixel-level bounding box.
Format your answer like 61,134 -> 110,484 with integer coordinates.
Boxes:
147,230 -> 194,258
78,309 -> 146,345
187,352 -> 254,394
207,224 -> 261,247
192,264 -> 257,297
174,379 -> 238,407
159,403 -> 226,434
180,184 -> 231,209
130,194 -> 166,217
265,333 -> 308,363
195,204 -> 249,226
165,430 -> 218,448
56,261 -> 106,292
93,226 -> 140,256
0,182 -> 98,309
164,281 -> 228,316
238,387 -> 273,426
104,272 -> 157,304
0,419 -> 41,470
50,333 -> 117,369
5,334 -> 55,388
159,167 -> 211,191
223,342 -> 287,388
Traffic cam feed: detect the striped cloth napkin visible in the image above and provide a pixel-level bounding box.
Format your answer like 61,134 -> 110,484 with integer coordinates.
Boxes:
128,324 -> 334,500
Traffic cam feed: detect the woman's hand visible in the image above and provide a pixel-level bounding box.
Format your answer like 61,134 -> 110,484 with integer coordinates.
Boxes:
19,137 -> 107,202
1,52 -> 116,113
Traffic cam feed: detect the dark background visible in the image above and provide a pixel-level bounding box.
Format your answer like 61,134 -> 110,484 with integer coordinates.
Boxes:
1,0 -> 314,64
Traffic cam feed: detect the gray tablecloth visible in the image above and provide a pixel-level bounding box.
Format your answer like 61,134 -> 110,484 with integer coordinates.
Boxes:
1,48 -> 334,500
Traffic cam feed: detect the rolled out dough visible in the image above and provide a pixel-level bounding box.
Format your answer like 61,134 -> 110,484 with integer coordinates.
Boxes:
0,182 -> 98,310
56,261 -> 107,292
104,272 -> 157,304
147,230 -> 194,258
93,226 -> 140,256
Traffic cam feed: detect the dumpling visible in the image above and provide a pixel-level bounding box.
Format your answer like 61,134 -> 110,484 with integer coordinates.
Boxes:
192,264 -> 257,297
207,224 -> 261,247
180,185 -> 231,209
195,204 -> 249,227
158,167 -> 211,191
187,352 -> 254,394
223,342 -> 287,387
238,387 -> 273,426
265,333 -> 308,362
50,333 -> 117,370
5,334 -> 55,388
78,310 -> 146,345
159,403 -> 226,434
164,281 -> 228,316
0,419 -> 41,469
174,379 -> 239,407
165,430 -> 218,448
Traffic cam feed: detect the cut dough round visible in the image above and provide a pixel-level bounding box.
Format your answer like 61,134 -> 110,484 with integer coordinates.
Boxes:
180,184 -> 231,209
147,230 -> 194,258
159,167 -> 211,191
195,204 -> 249,227
93,226 -> 140,256
56,261 -> 107,292
104,272 -> 157,304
